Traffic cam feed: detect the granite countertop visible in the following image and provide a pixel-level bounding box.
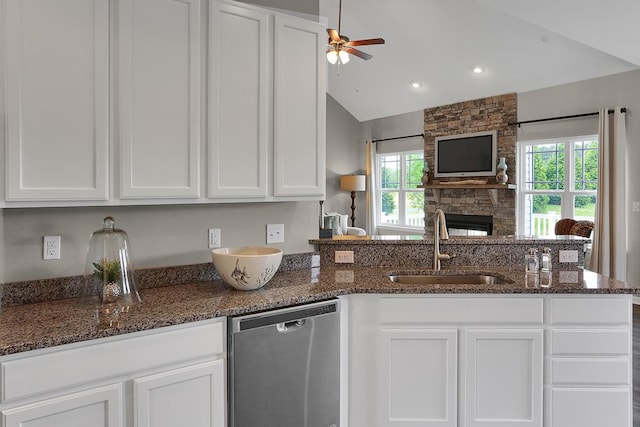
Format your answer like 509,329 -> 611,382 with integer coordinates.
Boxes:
0,265 -> 635,356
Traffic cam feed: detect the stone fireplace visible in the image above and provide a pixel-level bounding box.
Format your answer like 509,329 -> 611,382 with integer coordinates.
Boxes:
423,93 -> 517,235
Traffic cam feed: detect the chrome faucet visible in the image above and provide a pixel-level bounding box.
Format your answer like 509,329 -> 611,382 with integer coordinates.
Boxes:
433,209 -> 451,270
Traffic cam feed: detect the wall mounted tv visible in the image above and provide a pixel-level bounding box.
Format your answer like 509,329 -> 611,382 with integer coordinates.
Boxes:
434,130 -> 497,178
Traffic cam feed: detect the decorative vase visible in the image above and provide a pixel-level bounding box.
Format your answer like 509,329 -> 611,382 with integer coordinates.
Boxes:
421,162 -> 430,185
496,157 -> 508,184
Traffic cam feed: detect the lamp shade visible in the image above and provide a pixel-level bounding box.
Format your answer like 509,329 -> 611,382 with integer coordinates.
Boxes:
340,175 -> 366,192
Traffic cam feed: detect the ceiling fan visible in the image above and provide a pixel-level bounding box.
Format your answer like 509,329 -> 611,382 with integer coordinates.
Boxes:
326,0 -> 385,64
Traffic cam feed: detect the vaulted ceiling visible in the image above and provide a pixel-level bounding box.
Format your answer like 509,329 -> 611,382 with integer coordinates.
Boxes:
319,0 -> 640,122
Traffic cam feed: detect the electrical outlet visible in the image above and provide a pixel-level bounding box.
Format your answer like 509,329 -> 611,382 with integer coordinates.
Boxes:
43,236 -> 61,260
266,224 -> 285,244
334,270 -> 355,282
559,270 -> 580,283
335,250 -> 354,263
559,250 -> 579,263
208,228 -> 221,249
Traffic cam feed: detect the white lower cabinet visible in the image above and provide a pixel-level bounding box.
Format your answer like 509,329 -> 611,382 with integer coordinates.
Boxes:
0,319 -> 226,427
462,329 -> 543,427
379,328 -> 458,426
134,360 -> 225,427
2,384 -> 123,427
349,294 -> 631,427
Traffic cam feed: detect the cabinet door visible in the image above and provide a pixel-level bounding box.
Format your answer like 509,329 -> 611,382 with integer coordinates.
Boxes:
273,15 -> 326,197
208,1 -> 269,198
133,360 -> 225,427
463,329 -> 543,427
4,0 -> 109,201
2,384 -> 122,427
118,0 -> 201,199
379,328 -> 458,427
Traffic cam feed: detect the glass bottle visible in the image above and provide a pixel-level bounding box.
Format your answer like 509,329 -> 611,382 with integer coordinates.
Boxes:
540,247 -> 552,272
79,217 -> 141,307
525,248 -> 539,273
525,248 -> 540,287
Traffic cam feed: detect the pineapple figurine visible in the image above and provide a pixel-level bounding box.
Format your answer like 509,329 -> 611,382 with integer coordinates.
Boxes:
93,258 -> 122,303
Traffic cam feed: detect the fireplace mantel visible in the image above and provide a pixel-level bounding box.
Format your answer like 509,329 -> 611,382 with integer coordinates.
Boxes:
421,183 -> 517,206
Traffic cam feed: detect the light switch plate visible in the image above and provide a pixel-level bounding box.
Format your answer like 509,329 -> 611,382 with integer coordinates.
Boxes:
208,228 -> 221,249
311,254 -> 321,267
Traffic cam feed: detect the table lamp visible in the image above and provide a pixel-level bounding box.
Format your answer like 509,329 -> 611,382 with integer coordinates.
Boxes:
340,175 -> 366,227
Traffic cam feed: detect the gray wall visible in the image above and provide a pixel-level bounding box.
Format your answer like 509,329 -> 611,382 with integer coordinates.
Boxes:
518,69 -> 640,284
0,94 -> 363,284
325,95 -> 366,224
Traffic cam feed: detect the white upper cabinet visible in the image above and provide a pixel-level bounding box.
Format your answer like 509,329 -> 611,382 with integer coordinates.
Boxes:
3,0 -> 110,201
273,14 -> 326,197
208,1 -> 269,198
209,2 -> 326,200
118,0 -> 201,199
1,0 -> 325,206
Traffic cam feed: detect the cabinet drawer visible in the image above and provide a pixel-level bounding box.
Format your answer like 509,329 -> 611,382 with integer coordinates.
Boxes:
550,388 -> 630,427
1,319 -> 224,402
550,297 -> 630,325
551,358 -> 630,385
380,297 -> 543,324
550,329 -> 630,356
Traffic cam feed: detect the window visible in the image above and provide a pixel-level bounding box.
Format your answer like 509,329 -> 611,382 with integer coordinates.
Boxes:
377,151 -> 425,229
517,136 -> 598,235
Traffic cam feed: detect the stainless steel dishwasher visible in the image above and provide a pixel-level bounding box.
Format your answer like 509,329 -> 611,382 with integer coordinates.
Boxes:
228,299 -> 340,427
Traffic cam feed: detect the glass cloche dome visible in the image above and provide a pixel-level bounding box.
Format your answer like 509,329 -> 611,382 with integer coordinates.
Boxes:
79,216 -> 141,306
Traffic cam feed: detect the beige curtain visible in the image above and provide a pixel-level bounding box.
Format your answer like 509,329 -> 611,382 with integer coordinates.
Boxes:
365,140 -> 378,235
590,107 -> 627,280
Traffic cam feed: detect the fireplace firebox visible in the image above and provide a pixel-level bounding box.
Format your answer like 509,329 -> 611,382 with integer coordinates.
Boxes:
445,213 -> 493,236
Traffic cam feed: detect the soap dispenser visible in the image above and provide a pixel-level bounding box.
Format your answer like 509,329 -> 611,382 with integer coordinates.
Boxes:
79,217 -> 141,307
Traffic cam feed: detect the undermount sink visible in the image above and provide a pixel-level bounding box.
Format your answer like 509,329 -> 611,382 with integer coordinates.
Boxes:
388,274 -> 507,285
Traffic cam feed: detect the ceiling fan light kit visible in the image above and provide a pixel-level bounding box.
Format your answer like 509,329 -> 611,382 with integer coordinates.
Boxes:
326,0 -> 384,64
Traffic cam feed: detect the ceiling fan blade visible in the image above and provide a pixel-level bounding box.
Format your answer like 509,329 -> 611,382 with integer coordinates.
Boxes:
345,47 -> 373,60
327,28 -> 341,43
346,38 -> 385,47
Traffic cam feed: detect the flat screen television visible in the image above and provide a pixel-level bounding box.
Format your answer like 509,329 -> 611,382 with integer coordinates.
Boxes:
434,130 -> 497,178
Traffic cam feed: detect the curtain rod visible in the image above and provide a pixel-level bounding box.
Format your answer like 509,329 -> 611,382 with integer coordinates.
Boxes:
512,107 -> 627,127
371,133 -> 424,143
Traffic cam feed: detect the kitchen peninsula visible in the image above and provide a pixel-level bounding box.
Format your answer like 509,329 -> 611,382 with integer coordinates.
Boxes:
0,241 -> 636,427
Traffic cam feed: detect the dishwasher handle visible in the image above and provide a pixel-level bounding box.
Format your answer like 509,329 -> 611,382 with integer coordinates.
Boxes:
276,319 -> 306,332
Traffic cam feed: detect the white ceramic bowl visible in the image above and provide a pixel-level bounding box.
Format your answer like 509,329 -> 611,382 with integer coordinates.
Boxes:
211,246 -> 283,291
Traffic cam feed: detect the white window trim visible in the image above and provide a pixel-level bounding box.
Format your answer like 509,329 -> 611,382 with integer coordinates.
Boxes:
376,150 -> 424,232
516,135 -> 598,234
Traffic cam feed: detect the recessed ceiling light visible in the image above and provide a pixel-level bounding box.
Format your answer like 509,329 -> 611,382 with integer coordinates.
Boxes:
473,66 -> 485,74
411,82 -> 423,89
